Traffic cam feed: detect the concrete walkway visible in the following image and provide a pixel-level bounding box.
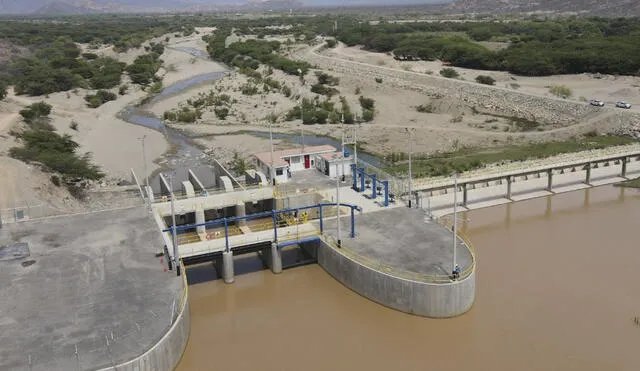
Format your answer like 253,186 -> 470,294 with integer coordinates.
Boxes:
421,158 -> 640,218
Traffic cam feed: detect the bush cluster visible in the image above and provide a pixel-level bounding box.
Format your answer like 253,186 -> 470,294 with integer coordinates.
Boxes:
84,90 -> 117,108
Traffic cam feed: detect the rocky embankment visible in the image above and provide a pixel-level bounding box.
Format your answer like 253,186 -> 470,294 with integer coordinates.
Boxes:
295,46 -> 640,136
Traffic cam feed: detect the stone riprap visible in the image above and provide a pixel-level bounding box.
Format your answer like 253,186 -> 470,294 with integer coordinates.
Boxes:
294,45 -> 640,134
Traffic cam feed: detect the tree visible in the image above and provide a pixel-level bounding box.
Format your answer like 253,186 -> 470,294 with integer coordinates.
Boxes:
475,75 -> 496,85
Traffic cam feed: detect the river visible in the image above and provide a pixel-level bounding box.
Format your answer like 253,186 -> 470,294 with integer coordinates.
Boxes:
177,185 -> 640,371
118,61 -> 386,191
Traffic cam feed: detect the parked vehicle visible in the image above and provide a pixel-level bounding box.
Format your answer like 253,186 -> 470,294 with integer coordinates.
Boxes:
616,101 -> 632,109
589,99 -> 604,106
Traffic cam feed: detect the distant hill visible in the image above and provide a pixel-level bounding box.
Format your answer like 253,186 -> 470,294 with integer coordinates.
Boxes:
447,0 -> 640,16
32,1 -> 99,14
0,0 -> 638,15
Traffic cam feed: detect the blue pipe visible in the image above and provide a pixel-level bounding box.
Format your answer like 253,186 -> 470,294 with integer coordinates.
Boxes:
359,167 -> 365,192
371,173 -> 377,199
163,202 -> 361,233
319,204 -> 324,232
351,164 -> 357,190
383,180 -> 389,207
277,236 -> 321,248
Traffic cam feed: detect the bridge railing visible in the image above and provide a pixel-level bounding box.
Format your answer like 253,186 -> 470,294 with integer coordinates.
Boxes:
413,144 -> 640,191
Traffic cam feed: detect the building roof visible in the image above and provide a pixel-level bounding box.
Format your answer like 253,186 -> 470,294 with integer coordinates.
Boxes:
319,152 -> 351,161
255,145 -> 337,168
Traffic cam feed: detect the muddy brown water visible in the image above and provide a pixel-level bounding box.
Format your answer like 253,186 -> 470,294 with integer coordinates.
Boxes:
178,185 -> 640,371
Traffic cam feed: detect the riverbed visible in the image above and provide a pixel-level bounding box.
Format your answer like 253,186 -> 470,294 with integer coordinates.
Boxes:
178,185 -> 640,371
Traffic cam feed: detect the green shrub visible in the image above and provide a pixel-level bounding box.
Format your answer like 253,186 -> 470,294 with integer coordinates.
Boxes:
20,102 -> 52,123
311,83 -> 339,97
214,107 -> 229,120
440,68 -> 459,78
359,96 -> 375,110
315,72 -> 339,86
240,83 -> 259,95
84,90 -> 117,108
325,39 -> 337,48
0,81 -> 6,100
375,77 -> 383,83
69,121 -> 78,131
549,85 -> 572,99
475,75 -> 496,85
416,104 -> 434,113
50,175 -> 61,186
10,130 -> 103,180
362,109 -> 374,122
118,84 -> 129,95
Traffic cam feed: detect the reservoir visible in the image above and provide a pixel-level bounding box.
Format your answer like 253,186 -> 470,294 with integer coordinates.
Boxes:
178,184 -> 640,370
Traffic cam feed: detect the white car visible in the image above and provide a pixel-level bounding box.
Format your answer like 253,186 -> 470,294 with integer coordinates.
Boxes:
616,101 -> 632,109
589,99 -> 604,107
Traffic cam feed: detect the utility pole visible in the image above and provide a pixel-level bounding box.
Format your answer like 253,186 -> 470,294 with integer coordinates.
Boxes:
452,173 -> 458,278
138,135 -> 149,199
353,125 -> 358,168
269,121 -> 276,186
298,69 -> 305,151
336,152 -> 342,248
407,128 -> 413,208
167,172 -> 180,276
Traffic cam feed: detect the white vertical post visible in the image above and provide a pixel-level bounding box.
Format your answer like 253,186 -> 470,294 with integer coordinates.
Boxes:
336,154 -> 342,247
269,122 -> 276,186
353,125 -> 358,168
138,135 -> 149,205
452,173 -> 458,276
168,173 -> 180,276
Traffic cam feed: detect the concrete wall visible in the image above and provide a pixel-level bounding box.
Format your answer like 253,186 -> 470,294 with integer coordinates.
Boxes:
316,240 -> 476,318
95,288 -> 190,371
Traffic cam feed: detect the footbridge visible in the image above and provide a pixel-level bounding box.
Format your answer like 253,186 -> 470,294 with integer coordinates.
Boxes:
162,202 -> 361,281
413,149 -> 640,207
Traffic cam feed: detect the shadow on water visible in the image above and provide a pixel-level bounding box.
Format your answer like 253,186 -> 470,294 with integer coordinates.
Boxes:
184,247 -> 317,285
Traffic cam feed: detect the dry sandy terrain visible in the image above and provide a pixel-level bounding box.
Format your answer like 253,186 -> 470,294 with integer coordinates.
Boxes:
324,42 -> 640,109
152,35 -> 640,167
0,29 -> 226,213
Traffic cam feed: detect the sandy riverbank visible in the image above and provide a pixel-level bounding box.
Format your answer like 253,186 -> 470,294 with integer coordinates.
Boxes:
0,29 -> 228,211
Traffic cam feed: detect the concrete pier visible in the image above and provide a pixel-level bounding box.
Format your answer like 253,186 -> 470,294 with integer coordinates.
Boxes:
235,202 -> 246,227
321,208 -> 476,318
195,205 -> 205,235
222,250 -> 234,283
269,242 -> 282,274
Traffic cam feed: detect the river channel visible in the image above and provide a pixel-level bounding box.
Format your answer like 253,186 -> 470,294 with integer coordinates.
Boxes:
178,185 -> 640,371
119,47 -> 385,192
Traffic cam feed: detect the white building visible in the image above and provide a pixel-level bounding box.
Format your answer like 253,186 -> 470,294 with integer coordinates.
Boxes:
315,151 -> 354,179
254,145 -> 338,184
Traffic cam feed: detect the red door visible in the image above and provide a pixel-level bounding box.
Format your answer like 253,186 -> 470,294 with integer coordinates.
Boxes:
304,155 -> 310,169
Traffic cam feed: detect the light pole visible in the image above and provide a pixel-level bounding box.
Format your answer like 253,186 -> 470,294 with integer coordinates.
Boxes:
406,128 -> 413,208
452,172 -> 459,278
166,172 -> 180,276
335,152 -> 342,248
269,121 -> 276,186
138,135 -> 149,196
353,124 -> 358,168
298,68 -> 305,151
